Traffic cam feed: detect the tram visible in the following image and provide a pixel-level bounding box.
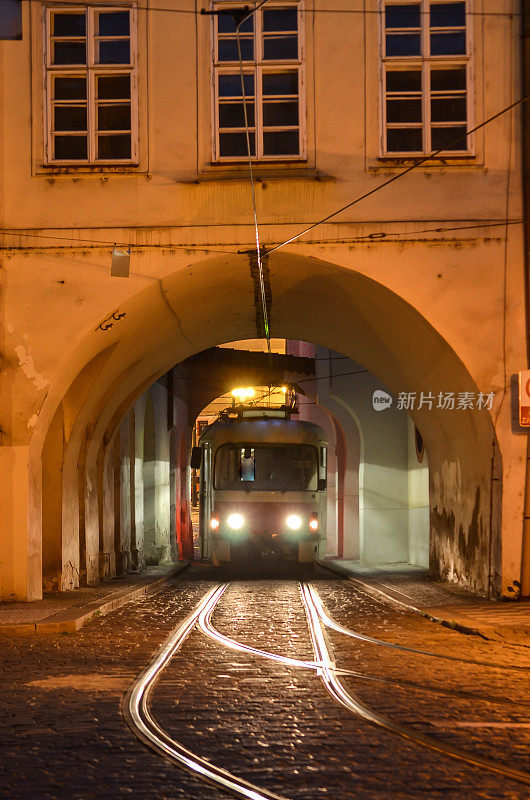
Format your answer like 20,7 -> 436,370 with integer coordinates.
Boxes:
192,405 -> 327,565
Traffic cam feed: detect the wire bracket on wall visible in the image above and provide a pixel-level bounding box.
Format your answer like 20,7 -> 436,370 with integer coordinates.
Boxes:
248,248 -> 272,341
203,1 -> 272,353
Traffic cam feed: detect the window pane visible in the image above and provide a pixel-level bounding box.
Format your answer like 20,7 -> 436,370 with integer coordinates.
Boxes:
385,3 -> 420,28
97,104 -> 131,131
218,11 -> 253,33
430,2 -> 465,27
386,33 -> 421,56
431,67 -> 466,91
218,73 -> 254,97
98,40 -> 130,64
97,133 -> 131,159
97,75 -> 131,100
53,77 -> 86,100
218,37 -> 254,62
263,130 -> 299,155
52,41 -> 86,65
0,0 -> 22,40
54,135 -> 87,159
430,31 -> 465,55
52,13 -> 85,37
386,98 -> 422,123
98,11 -> 130,36
219,101 -> 255,128
263,35 -> 298,60
262,71 -> 298,95
431,125 -> 467,150
240,449 -> 255,482
54,105 -> 87,131
386,128 -> 423,151
263,8 -> 298,32
431,97 -> 466,122
386,70 -> 421,92
215,444 -> 317,491
219,131 -> 255,156
263,100 -> 298,126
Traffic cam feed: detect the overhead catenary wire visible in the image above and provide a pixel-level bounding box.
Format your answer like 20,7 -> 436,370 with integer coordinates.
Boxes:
2,28 -> 524,256
17,1 -> 528,18
234,0 -> 272,350
265,93 -> 530,255
176,367 -> 370,384
0,228 -> 242,255
3,6 -> 525,289
289,219 -> 523,246
0,218 -> 521,252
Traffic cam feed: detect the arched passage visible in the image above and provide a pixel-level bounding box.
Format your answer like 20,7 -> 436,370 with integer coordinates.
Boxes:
25,252 -> 504,599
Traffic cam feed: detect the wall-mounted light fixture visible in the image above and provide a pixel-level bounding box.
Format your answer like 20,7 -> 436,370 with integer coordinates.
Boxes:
111,246 -> 131,277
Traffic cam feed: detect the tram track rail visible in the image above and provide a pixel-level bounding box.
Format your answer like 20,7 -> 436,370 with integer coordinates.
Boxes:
323,567 -> 530,650
301,582 -> 530,787
311,578 -> 530,671
124,583 -> 289,800
199,582 -> 527,707
123,578 -> 530,800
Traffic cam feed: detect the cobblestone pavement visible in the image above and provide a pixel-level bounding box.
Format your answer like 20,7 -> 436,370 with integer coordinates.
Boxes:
0,566 -> 179,625
1,564 -> 529,800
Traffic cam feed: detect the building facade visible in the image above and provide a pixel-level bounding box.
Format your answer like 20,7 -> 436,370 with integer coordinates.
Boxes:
0,0 -> 527,600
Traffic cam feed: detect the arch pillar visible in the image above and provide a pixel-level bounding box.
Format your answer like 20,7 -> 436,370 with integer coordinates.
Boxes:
0,444 -> 34,600
133,394 -> 147,570
41,405 -> 65,592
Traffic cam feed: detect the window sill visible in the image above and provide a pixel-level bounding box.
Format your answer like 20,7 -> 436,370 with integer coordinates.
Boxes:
34,163 -> 145,176
368,153 -> 483,171
188,166 -> 335,183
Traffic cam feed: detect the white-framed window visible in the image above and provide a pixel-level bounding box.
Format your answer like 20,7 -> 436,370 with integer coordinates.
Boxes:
212,2 -> 305,161
381,1 -> 471,156
45,5 -> 137,164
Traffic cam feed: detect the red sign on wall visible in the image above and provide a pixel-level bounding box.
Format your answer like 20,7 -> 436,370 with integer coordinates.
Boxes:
519,371 -> 530,427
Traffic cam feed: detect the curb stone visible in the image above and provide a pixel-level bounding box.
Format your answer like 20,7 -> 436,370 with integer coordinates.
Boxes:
317,559 -> 526,645
0,562 -> 190,635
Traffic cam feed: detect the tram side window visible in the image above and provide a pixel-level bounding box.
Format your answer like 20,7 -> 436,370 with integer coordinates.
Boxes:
214,444 -> 237,489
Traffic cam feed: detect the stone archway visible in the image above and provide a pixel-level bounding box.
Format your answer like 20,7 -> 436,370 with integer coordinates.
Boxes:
17,252 -> 513,600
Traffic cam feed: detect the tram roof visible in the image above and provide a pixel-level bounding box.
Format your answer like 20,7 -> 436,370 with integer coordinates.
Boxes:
198,415 -> 327,447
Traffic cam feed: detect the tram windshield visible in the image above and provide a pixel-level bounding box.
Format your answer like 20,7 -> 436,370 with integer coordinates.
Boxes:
214,444 -> 318,492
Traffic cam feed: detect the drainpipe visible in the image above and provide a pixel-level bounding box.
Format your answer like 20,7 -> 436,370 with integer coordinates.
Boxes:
520,0 -> 530,598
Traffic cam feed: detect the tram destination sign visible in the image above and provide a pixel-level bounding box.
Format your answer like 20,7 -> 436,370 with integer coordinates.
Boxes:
519,370 -> 530,427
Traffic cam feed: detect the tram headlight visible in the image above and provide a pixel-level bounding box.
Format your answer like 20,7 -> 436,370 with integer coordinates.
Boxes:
286,514 -> 302,530
309,517 -> 319,531
227,513 -> 244,530
210,517 -> 220,530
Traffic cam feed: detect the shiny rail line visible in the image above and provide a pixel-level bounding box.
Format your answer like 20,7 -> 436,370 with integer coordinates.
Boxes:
197,586 -> 522,708
333,577 -> 530,670
124,580 -> 530,800
301,583 -> 530,787
200,582 -> 530,784
309,580 -> 530,671
123,584 -> 289,800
